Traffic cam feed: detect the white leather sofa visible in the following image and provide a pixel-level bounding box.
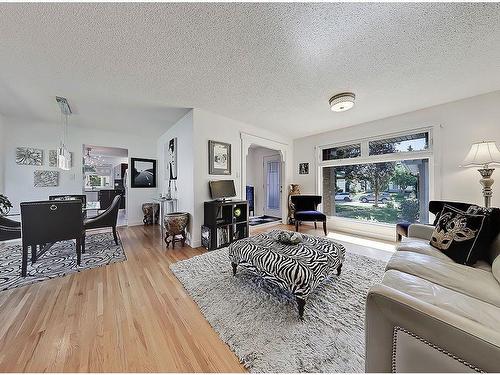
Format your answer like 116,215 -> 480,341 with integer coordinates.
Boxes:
365,223 -> 500,372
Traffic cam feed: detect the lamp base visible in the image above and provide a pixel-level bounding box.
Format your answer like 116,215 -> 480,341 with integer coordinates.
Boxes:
478,168 -> 494,208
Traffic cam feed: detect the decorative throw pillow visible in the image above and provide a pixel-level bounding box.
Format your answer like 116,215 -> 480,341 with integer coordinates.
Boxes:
277,231 -> 303,245
430,205 -> 487,265
466,205 -> 500,261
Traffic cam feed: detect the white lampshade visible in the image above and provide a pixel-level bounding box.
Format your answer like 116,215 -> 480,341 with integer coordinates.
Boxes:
461,141 -> 500,167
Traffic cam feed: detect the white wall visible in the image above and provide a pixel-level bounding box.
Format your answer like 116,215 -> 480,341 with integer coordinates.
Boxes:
157,110 -> 195,244
0,114 -> 5,194
2,117 -> 158,225
191,108 -> 293,247
293,90 -> 500,239
246,146 -> 282,216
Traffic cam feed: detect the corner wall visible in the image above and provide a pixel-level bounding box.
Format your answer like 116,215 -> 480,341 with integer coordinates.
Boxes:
0,115 -> 5,194
157,110 -> 195,244
190,108 -> 293,247
2,117 -> 158,225
293,90 -> 500,239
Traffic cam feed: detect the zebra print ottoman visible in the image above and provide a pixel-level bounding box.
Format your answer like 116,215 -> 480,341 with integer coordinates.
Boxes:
228,229 -> 345,319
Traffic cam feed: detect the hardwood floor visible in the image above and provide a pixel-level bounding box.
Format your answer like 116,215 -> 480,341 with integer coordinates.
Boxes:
0,225 -> 245,372
0,223 -> 394,372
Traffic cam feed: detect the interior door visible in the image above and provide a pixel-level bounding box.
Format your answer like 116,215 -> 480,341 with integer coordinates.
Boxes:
263,154 -> 282,218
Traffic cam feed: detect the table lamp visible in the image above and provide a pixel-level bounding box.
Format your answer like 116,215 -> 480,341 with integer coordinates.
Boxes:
461,141 -> 500,207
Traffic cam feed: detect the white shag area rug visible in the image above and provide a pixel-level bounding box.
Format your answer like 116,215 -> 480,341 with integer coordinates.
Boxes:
170,245 -> 387,373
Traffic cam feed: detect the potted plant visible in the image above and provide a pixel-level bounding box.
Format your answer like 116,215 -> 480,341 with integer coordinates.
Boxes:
0,194 -> 13,216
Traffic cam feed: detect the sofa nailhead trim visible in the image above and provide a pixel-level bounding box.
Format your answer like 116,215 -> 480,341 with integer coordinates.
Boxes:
391,326 -> 483,373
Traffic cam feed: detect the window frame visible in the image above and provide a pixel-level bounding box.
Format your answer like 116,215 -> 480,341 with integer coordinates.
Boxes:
321,142 -> 362,162
316,127 -> 434,227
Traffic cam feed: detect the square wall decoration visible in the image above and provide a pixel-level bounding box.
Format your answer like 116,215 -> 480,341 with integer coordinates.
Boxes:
34,170 -> 59,187
49,150 -> 73,168
209,140 -> 231,175
131,158 -> 157,188
16,147 -> 43,166
299,162 -> 309,175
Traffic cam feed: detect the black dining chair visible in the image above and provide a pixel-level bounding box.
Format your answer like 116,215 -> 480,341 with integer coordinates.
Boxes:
290,195 -> 327,236
20,200 -> 85,277
84,195 -> 121,245
0,216 -> 22,241
49,194 -> 87,209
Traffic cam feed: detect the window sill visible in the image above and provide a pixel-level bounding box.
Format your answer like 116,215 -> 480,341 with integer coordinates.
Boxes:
326,216 -> 396,228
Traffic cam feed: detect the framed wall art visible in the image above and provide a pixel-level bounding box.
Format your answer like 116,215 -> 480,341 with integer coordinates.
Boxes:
34,170 -> 59,187
130,158 -> 157,188
166,137 -> 178,180
209,140 -> 231,175
298,162 -> 309,175
16,147 -> 43,166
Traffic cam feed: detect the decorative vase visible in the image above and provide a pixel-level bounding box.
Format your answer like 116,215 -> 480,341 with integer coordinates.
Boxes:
164,212 -> 189,248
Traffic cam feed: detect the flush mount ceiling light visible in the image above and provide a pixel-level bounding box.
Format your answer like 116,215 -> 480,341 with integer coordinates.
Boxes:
329,92 -> 356,112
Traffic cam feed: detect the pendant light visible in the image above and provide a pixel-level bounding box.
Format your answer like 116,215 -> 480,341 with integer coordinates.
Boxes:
56,96 -> 72,170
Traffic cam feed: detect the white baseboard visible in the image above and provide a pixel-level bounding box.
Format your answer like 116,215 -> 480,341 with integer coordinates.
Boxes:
191,239 -> 202,248
127,221 -> 144,227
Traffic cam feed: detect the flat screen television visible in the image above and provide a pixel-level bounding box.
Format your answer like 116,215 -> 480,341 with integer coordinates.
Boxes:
209,180 -> 236,200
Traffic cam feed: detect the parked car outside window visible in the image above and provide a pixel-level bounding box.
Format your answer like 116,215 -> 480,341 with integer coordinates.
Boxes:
335,192 -> 353,202
359,192 -> 391,203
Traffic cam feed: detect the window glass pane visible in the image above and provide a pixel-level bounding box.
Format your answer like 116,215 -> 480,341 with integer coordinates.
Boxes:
322,159 -> 429,224
322,143 -> 361,161
266,161 -> 280,210
369,132 -> 429,156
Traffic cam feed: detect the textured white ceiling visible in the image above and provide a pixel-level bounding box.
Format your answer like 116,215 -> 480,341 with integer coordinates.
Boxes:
1,3 -> 499,138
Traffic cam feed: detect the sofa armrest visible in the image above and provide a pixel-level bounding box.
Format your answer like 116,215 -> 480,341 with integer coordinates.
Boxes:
407,223 -> 434,240
365,284 -> 500,373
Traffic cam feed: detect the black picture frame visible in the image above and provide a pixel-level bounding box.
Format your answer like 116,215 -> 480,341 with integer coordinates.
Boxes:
130,157 -> 157,188
298,162 -> 309,175
209,140 -> 231,175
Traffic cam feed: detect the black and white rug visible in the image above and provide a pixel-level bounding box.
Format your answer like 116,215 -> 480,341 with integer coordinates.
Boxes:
0,232 -> 126,291
170,244 -> 387,373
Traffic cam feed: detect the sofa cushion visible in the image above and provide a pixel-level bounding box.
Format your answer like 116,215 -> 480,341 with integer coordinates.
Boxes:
399,237 -> 492,271
430,205 -> 488,265
493,258 -> 500,285
473,260 -> 492,272
382,270 -> 500,331
386,251 -> 500,308
398,237 -> 454,262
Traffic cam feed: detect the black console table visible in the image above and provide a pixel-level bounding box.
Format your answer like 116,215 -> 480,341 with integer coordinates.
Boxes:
202,200 -> 249,250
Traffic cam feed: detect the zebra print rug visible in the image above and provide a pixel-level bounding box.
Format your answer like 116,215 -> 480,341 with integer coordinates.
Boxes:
170,244 -> 387,373
0,232 -> 126,291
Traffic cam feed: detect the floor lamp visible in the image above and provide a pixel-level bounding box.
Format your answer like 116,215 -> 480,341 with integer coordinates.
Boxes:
461,141 -> 500,208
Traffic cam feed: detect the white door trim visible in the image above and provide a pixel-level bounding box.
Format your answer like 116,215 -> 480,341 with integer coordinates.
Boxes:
241,132 -> 289,223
